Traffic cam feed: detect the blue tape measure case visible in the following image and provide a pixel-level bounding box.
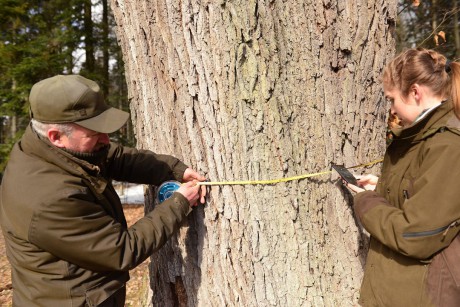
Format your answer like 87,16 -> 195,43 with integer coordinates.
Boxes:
156,180 -> 181,203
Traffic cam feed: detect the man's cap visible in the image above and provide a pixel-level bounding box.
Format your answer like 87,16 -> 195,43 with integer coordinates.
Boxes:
29,75 -> 129,133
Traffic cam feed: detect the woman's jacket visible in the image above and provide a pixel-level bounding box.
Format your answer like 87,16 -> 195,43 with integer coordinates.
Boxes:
355,102 -> 460,306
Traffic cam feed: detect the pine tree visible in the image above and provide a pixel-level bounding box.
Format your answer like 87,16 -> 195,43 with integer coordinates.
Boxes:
0,0 -> 131,177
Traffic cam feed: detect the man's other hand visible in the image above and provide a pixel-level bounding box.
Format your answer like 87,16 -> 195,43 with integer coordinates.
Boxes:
182,168 -> 207,204
177,181 -> 201,207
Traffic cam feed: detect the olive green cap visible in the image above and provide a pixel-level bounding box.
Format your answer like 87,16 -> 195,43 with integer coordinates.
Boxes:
29,75 -> 129,133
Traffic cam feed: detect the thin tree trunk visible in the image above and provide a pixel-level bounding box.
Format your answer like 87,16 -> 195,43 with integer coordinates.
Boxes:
10,79 -> 17,139
0,116 -> 4,144
111,0 -> 395,305
454,0 -> 460,58
84,0 -> 95,73
432,0 -> 438,34
102,0 -> 110,97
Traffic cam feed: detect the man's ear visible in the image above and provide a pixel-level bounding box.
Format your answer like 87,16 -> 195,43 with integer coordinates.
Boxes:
47,128 -> 66,148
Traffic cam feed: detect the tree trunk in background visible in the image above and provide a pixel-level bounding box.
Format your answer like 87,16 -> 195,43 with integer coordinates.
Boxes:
10,79 -> 17,139
84,0 -> 95,73
101,0 -> 110,97
431,0 -> 438,30
454,0 -> 460,59
111,0 -> 395,305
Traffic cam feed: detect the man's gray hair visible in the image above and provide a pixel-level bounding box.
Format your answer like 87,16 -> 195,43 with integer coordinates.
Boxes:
31,119 -> 75,138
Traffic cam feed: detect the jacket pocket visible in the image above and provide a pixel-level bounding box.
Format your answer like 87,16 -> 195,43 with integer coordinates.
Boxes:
400,177 -> 414,204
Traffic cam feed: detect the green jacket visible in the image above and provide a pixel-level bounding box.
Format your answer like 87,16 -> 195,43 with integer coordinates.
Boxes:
355,101 -> 460,306
0,125 -> 192,306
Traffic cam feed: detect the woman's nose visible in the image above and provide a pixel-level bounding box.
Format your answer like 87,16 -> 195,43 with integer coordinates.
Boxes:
390,106 -> 396,115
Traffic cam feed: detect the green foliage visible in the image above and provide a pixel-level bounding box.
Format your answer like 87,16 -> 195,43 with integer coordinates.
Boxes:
0,1 -> 78,117
0,131 -> 19,177
0,0 -> 131,178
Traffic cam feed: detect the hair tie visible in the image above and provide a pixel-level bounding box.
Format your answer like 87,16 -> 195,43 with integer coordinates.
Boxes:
445,60 -> 452,73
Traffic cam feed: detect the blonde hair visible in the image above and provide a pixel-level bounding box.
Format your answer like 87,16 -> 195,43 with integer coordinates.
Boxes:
383,48 -> 460,117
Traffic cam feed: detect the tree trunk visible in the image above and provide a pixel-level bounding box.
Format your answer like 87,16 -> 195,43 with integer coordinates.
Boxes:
10,79 -> 17,139
84,0 -> 95,73
454,0 -> 460,58
102,0 -> 110,97
111,0 -> 396,305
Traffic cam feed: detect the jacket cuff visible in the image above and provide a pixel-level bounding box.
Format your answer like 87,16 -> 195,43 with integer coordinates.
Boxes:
172,161 -> 188,182
170,192 -> 193,216
354,191 -> 385,223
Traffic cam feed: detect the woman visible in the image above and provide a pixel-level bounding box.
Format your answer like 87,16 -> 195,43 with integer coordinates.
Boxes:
348,48 -> 460,306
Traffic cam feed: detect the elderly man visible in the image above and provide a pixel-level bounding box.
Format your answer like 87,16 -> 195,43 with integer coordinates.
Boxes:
0,75 -> 206,306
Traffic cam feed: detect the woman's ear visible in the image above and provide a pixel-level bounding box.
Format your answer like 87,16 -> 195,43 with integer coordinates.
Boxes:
410,84 -> 422,104
47,128 -> 66,148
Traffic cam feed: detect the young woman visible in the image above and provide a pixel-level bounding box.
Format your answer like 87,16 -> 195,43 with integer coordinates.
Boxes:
348,48 -> 460,306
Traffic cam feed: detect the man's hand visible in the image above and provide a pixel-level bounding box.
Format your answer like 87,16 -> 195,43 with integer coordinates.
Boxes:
346,174 -> 379,193
182,168 -> 207,204
177,181 -> 201,207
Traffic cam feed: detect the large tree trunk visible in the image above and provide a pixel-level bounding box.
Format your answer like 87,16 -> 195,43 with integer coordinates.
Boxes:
111,0 -> 396,305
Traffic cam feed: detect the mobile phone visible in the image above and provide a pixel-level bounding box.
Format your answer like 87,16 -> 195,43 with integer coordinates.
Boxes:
331,164 -> 359,186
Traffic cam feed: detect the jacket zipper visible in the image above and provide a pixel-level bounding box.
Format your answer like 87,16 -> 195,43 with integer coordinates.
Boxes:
403,190 -> 409,199
403,220 -> 459,238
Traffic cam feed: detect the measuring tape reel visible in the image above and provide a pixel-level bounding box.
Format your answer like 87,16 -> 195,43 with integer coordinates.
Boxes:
156,180 -> 181,203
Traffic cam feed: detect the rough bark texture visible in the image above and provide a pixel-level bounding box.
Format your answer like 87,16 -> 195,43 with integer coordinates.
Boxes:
111,0 -> 396,306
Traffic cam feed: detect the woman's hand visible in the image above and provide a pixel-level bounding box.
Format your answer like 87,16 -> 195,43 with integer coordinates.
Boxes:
346,174 -> 379,193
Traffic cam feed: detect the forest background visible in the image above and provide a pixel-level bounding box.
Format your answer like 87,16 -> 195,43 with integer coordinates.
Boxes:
0,0 -> 459,177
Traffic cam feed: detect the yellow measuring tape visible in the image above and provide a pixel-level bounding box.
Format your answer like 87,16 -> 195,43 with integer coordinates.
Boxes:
197,158 -> 384,186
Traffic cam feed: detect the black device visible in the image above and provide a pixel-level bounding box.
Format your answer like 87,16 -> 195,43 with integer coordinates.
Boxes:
331,164 -> 359,186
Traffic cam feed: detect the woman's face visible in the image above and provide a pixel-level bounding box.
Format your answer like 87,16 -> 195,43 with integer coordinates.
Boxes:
384,87 -> 422,127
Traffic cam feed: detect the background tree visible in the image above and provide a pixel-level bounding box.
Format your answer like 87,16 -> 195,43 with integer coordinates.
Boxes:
397,0 -> 460,59
0,0 -> 131,176
111,0 -> 395,305
0,0 -> 78,170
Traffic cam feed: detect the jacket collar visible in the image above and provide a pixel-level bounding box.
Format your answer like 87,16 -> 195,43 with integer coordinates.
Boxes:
20,124 -> 108,193
390,101 -> 460,143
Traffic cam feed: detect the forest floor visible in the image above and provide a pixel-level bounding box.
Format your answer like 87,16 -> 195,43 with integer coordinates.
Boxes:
0,205 -> 148,307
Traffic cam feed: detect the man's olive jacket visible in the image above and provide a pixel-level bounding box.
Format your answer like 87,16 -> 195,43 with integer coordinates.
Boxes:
0,125 -> 192,306
354,102 -> 460,306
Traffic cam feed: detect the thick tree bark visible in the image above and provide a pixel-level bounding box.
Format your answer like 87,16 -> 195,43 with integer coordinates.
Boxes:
111,0 -> 396,305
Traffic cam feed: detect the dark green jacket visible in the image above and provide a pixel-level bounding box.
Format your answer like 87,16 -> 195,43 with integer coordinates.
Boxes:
0,125 -> 192,306
355,102 -> 460,306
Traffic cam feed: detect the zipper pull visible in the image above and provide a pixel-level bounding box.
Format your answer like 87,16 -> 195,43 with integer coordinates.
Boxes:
403,190 -> 409,199
443,220 -> 459,238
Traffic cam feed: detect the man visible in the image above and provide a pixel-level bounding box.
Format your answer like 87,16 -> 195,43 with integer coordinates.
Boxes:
0,75 -> 206,306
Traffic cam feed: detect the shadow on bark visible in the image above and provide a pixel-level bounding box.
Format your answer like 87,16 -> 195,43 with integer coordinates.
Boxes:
145,185 -> 205,307
336,180 -> 370,270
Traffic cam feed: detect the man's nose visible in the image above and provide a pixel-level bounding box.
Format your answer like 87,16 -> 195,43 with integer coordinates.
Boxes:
98,133 -> 110,144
